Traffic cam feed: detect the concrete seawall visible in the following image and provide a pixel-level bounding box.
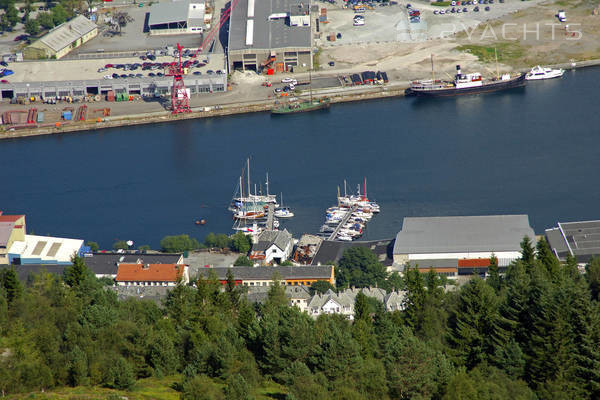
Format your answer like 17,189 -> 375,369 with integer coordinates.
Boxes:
2,58 -> 599,141
0,84 -> 408,140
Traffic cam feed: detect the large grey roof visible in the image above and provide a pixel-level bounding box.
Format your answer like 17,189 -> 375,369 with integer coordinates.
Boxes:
1,264 -> 66,283
199,265 -> 333,280
81,252 -> 183,275
312,239 -> 394,266
39,15 -> 96,52
546,220 -> 600,263
393,215 -> 535,255
252,229 -> 292,252
148,1 -> 190,26
229,0 -> 311,51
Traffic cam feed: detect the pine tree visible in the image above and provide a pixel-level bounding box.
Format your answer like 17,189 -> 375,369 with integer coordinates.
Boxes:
487,254 -> 501,293
0,267 -> 22,305
536,237 -> 560,282
520,236 -> 535,274
63,255 -> 93,288
447,278 -> 499,369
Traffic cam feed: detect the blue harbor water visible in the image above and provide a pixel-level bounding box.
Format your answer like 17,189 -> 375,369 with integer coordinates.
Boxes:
2,67 -> 600,248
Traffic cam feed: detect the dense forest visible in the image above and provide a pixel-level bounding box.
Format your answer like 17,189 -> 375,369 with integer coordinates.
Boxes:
1,237 -> 600,399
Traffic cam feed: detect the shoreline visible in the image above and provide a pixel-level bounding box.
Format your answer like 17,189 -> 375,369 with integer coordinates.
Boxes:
2,59 -> 600,140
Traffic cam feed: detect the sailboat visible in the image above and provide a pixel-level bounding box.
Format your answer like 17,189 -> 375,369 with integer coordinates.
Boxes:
274,193 -> 294,218
271,69 -> 331,115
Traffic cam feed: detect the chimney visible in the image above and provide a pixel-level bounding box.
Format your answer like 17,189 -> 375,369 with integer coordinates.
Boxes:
456,65 -> 461,76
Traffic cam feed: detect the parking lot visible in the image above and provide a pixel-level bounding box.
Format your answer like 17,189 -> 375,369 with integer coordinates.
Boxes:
320,0 -> 544,46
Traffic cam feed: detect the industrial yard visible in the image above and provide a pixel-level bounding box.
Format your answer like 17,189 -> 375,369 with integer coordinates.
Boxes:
1,0 -> 600,132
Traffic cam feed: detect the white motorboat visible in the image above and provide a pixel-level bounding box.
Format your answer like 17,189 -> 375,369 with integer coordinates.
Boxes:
525,65 -> 565,80
274,193 -> 294,218
274,208 -> 294,218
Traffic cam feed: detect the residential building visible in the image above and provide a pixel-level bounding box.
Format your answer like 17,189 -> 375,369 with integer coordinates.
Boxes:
249,229 -> 293,264
228,0 -> 312,73
0,212 -> 26,265
306,288 -> 406,320
244,285 -> 312,309
9,234 -> 84,265
545,220 -> 600,264
199,265 -> 335,287
115,263 -> 189,286
81,252 -> 183,279
148,0 -> 209,35
24,15 -> 98,60
392,215 -> 536,278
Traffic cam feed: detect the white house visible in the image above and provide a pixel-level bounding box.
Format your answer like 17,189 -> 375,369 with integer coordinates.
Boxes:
306,288 -> 406,320
249,229 -> 294,265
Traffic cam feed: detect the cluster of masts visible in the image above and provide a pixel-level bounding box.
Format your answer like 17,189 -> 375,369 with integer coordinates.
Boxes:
229,159 -> 294,237
320,178 -> 381,241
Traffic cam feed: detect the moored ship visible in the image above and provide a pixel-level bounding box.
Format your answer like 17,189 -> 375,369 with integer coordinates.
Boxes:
405,65 -> 526,97
271,98 -> 330,115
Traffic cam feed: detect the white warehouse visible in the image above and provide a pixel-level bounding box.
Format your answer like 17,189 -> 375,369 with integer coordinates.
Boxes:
392,215 -> 536,277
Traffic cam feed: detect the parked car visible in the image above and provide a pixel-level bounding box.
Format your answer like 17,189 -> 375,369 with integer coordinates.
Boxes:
157,72 -> 164,76
274,88 -> 282,93
207,70 -> 214,75
193,71 -> 202,75
120,74 -> 128,78
103,75 -> 113,80
148,72 -> 156,77
97,67 -> 107,73
329,61 -> 335,66
112,73 -> 119,78
473,6 -> 479,11
136,73 -> 143,78
216,70 -> 224,75
485,6 -> 490,10
1,79 -> 9,83
0,61 -> 8,67
105,63 -> 114,68
147,54 -> 156,61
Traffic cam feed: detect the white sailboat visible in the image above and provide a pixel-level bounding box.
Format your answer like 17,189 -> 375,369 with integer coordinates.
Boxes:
274,192 -> 294,218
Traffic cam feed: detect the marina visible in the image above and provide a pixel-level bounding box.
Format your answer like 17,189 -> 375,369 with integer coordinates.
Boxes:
1,66 -> 600,247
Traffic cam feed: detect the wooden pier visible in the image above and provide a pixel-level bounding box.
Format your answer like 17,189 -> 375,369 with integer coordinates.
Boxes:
266,204 -> 275,231
327,205 -> 358,241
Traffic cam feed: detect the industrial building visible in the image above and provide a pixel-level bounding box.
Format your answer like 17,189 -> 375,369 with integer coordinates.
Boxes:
0,212 -> 26,265
228,0 -> 313,73
8,234 -> 84,265
392,215 -> 536,278
24,15 -> 98,60
545,220 -> 600,264
147,0 -> 210,35
115,263 -> 190,286
0,74 -> 226,100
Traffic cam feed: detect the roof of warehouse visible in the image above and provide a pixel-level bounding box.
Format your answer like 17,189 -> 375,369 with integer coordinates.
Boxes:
546,220 -> 600,262
198,265 -> 333,280
0,265 -> 66,282
312,239 -> 394,266
39,15 -> 97,52
393,215 -> 535,255
116,263 -> 185,282
229,0 -> 311,51
148,0 -> 191,26
82,252 -> 183,275
9,234 -> 84,263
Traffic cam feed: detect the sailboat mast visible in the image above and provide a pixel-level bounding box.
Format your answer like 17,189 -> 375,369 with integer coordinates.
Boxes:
337,186 -> 341,206
364,177 -> 367,200
495,48 -> 499,79
266,172 -> 270,196
431,54 -> 435,82
309,69 -> 313,104
344,179 -> 347,197
247,158 -> 251,200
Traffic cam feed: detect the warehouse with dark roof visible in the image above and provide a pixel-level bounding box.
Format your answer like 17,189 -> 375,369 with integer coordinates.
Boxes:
227,0 -> 313,73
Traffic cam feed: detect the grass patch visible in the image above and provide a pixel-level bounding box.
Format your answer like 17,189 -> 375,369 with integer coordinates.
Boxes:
313,47 -> 322,70
8,376 -> 182,400
456,43 -> 525,63
431,1 -> 452,6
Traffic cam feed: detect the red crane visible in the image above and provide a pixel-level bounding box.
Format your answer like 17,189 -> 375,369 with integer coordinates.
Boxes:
167,0 -> 238,114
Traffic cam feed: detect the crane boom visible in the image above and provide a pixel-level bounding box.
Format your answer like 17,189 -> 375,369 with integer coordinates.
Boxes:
167,0 -> 238,114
